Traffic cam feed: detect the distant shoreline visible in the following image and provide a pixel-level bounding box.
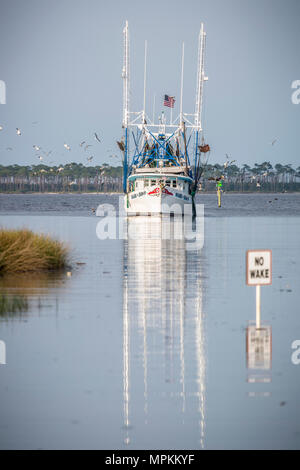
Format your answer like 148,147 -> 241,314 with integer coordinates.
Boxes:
1,191 -> 300,196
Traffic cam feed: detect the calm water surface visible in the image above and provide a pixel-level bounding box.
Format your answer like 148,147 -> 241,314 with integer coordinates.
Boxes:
0,193 -> 299,449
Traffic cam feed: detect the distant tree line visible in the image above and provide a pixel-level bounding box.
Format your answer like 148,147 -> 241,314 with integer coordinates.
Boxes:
0,161 -> 299,193
201,161 -> 300,192
0,163 -> 123,193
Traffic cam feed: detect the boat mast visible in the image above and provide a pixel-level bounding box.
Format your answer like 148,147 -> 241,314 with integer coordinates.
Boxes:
122,20 -> 130,193
143,40 -> 148,125
194,23 -> 207,174
195,23 -> 206,131
180,43 -> 185,127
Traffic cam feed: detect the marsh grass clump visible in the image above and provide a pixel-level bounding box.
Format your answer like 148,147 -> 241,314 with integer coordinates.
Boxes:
0,293 -> 28,316
0,229 -> 69,274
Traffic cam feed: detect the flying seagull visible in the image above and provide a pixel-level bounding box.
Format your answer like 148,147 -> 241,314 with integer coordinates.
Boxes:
0,125 -> 3,131
33,145 -> 41,151
16,128 -> 21,136
224,158 -> 236,169
64,143 -> 71,151
94,132 -> 101,143
87,156 -> 94,163
271,139 -> 277,146
84,144 -> 92,151
79,141 -> 86,147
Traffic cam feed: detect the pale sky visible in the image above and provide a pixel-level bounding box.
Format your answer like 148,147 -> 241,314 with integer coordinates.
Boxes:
0,0 -> 299,168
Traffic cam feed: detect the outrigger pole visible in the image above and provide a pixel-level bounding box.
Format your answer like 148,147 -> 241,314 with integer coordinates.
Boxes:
122,20 -> 130,193
180,42 -> 185,126
143,40 -> 148,125
193,23 -> 207,187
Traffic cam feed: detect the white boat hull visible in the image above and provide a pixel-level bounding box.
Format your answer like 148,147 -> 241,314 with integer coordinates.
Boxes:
125,189 -> 192,215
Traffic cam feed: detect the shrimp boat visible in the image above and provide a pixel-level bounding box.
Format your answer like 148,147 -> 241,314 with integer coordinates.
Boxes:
119,21 -> 209,216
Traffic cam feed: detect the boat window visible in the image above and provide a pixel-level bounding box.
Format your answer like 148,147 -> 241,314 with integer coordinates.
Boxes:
151,180 -> 156,186
144,179 -> 149,187
166,180 -> 171,187
172,180 -> 177,188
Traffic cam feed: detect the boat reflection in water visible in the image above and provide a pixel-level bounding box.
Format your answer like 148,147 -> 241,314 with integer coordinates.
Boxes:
246,324 -> 272,397
122,215 -> 206,448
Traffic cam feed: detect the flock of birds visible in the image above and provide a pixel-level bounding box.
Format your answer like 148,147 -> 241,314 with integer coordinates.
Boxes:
0,123 -> 122,167
60,132 -> 102,164
0,123 -> 277,177
208,142 -> 278,187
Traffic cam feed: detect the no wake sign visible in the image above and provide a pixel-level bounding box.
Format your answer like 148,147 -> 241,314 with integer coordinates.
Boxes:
246,250 -> 272,286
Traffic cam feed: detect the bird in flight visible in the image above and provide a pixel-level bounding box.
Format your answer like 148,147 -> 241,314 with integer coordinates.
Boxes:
271,139 -> 277,146
0,125 -> 3,131
80,141 -> 86,147
94,132 -> 101,143
64,143 -> 71,151
84,144 -> 92,151
16,128 -> 21,136
33,145 -> 41,151
87,156 -> 94,163
224,155 -> 236,169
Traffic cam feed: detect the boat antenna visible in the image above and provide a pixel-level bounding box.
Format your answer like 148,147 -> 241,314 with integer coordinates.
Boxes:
152,93 -> 156,124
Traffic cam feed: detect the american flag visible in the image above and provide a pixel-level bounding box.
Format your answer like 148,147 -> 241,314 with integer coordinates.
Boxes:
163,95 -> 176,108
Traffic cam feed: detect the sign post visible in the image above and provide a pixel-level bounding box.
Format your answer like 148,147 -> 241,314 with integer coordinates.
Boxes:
246,250 -> 272,329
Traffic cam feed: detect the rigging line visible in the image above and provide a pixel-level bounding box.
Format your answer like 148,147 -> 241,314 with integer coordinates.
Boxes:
132,131 -> 139,156
200,151 -> 212,180
195,146 -> 212,186
201,80 -> 207,141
